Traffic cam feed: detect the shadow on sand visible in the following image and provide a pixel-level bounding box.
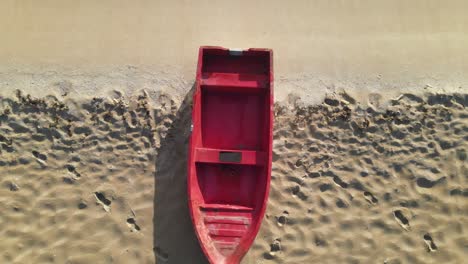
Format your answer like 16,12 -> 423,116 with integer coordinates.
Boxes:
153,86 -> 208,264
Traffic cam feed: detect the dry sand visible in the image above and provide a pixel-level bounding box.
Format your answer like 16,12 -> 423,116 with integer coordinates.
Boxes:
0,90 -> 466,263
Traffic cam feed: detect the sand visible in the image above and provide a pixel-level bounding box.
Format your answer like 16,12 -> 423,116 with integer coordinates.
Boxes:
243,92 -> 467,264
1,0 -> 468,103
1,1 -> 467,263
0,90 -> 466,263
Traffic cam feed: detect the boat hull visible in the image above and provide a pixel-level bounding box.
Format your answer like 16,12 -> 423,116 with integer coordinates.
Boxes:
188,46 -> 273,264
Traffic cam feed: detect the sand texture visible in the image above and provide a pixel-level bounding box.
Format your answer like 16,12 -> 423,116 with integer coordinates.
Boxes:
1,0 -> 468,102
0,91 -> 467,264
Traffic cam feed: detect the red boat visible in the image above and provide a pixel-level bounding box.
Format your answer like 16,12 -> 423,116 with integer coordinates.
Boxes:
188,46 -> 273,264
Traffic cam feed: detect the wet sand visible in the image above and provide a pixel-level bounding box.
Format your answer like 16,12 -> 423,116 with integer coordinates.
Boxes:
0,90 -> 466,263
1,0 -> 468,102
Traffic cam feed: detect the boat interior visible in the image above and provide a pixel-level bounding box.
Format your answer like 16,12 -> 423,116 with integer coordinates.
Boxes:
191,48 -> 272,257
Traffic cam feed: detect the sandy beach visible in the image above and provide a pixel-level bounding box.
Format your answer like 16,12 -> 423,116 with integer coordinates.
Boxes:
0,90 -> 466,263
1,0 -> 468,263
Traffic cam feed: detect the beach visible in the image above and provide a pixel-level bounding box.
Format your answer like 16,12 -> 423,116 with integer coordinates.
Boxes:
0,90 -> 466,263
1,0 -> 467,263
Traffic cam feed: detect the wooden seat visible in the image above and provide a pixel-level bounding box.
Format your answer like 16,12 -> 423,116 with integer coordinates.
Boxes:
201,72 -> 268,89
200,203 -> 254,211
194,147 -> 266,166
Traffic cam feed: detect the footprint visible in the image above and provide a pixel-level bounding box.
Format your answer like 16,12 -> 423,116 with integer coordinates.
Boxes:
368,93 -> 382,108
63,177 -> 76,184
295,158 -> 303,168
66,164 -> 81,178
291,185 -> 308,201
7,182 -> 20,192
319,198 -> 328,209
94,192 -> 112,212
32,150 -> 48,166
449,188 -> 468,197
324,98 -> 339,106
291,185 -> 300,195
437,139 -> 454,150
416,177 -> 446,188
333,176 -> 348,188
339,91 -> 356,105
1,143 -> 15,153
126,217 -> 141,232
456,149 -> 467,161
103,111 -> 116,123
335,198 -> 348,208
314,235 -> 328,247
0,134 -> 12,145
360,171 -> 369,177
124,111 -> 139,129
276,211 -> 289,226
319,183 -> 333,192
393,210 -> 410,230
423,233 -> 438,252
270,239 -> 281,252
308,172 -> 320,178
31,134 -> 46,142
73,125 -> 92,135
32,150 -> 47,160
364,191 -> 378,204
363,157 -> 373,165
8,121 -> 30,133
264,239 -> 281,259
77,201 -> 87,209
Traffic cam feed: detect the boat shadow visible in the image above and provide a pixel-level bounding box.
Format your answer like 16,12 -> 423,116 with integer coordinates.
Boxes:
153,86 -> 207,264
